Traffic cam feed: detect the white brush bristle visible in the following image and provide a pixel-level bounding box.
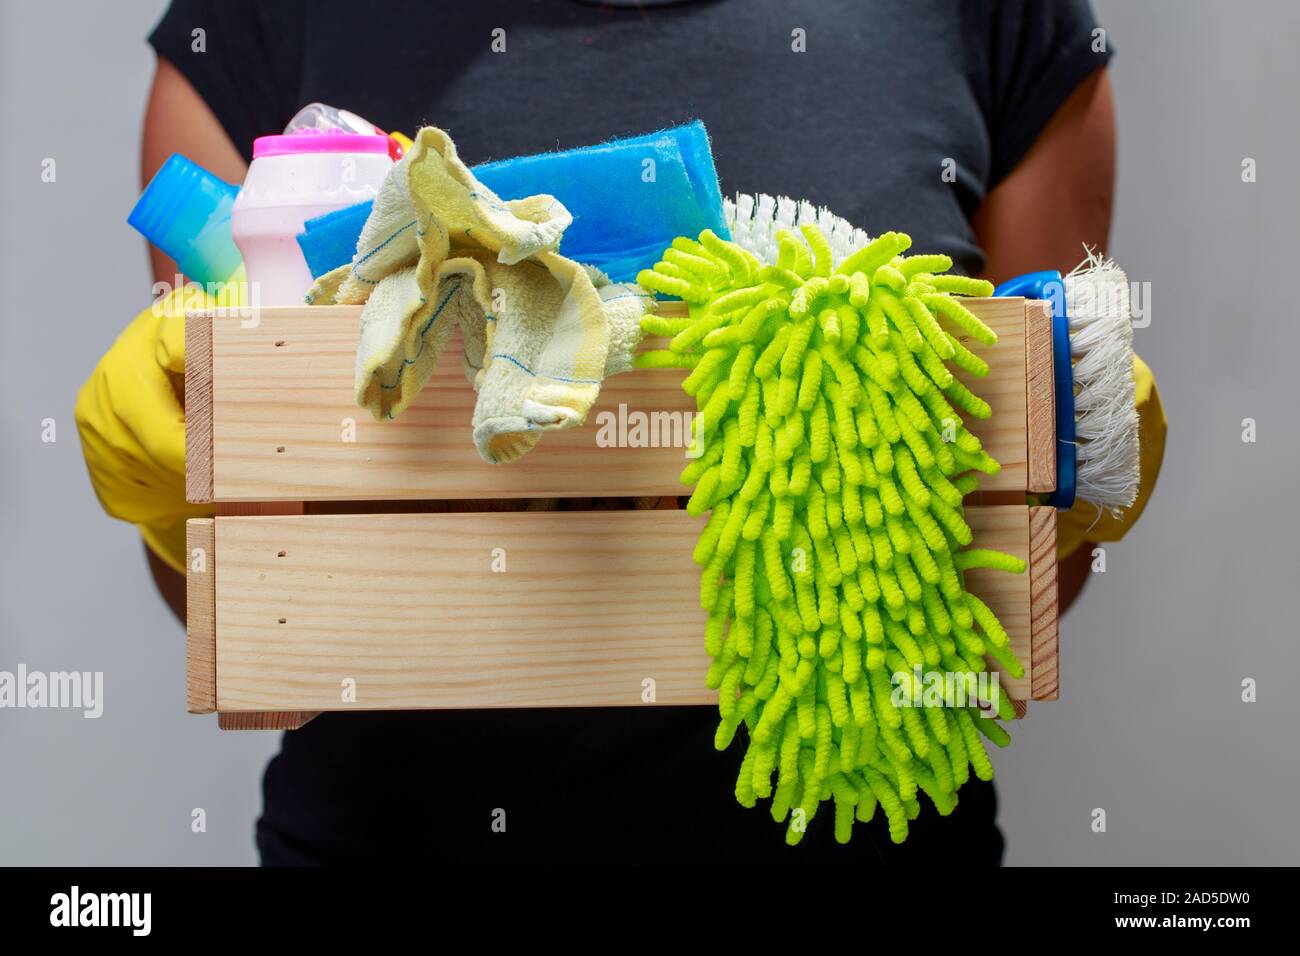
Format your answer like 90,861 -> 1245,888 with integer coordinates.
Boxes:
723,192 -> 871,266
1064,250 -> 1140,514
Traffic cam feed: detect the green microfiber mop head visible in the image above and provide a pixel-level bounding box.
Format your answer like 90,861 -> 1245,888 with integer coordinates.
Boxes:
637,224 -> 1027,845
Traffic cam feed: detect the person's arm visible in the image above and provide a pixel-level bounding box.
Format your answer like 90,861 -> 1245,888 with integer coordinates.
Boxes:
142,56 -> 248,284
140,56 -> 249,625
971,67 -> 1116,614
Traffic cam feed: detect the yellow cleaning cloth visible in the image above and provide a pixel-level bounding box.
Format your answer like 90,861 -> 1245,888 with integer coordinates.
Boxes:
307,127 -> 650,463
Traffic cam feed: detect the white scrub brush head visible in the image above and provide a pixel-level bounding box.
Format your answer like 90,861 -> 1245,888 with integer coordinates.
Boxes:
1064,250 -> 1140,513
724,193 -> 871,267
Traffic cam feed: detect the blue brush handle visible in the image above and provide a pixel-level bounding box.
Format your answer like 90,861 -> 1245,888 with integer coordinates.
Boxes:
993,271 -> 1076,510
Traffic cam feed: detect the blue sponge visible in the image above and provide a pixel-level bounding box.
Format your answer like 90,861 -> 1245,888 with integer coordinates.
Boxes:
296,200 -> 375,280
296,121 -> 728,283
474,120 -> 728,282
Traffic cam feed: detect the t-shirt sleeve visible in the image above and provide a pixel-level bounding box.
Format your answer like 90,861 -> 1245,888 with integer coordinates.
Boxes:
147,0 -> 305,163
981,0 -> 1113,186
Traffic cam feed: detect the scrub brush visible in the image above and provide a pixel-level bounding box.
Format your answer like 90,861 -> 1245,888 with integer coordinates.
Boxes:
995,251 -> 1140,513
721,192 -> 870,268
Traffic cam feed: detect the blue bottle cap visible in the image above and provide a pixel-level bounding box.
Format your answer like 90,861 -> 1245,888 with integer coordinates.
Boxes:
127,153 -> 242,286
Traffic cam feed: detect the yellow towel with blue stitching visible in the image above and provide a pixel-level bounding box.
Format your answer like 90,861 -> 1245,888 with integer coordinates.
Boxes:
306,127 -> 649,463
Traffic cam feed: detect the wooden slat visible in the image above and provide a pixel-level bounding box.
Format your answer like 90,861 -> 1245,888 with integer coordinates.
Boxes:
1025,300 -> 1056,493
218,711 -> 319,731
959,506 -> 1033,703
211,506 -> 1038,713
1029,505 -> 1060,700
185,518 -> 216,714
201,300 -> 1031,502
951,298 -> 1027,494
215,509 -> 706,711
184,312 -> 214,504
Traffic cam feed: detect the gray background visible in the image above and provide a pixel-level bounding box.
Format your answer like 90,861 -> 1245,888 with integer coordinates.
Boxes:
1,0 -> 1296,866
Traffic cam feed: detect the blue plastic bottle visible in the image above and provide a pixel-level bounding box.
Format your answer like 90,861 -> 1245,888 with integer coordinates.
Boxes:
128,153 -> 244,286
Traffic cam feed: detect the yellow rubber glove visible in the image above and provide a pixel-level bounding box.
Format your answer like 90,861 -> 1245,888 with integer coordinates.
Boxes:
75,286 -> 221,573
1057,353 -> 1167,558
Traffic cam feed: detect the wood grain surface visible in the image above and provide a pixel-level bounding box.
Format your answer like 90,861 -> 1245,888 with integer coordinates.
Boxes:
216,711 -> 318,731
1029,505 -> 1060,700
184,313 -> 213,504
185,518 -> 216,714
958,505 -> 1033,706
1025,300 -> 1057,493
211,506 -> 1038,713
194,299 -> 1033,503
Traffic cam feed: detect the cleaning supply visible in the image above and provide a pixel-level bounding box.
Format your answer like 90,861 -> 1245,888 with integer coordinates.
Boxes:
284,102 -> 409,162
304,127 -> 651,463
231,129 -> 393,304
74,285 -> 237,572
637,218 -> 1024,845
295,200 -> 374,280
128,153 -> 243,287
293,122 -> 729,285
722,193 -> 870,270
285,103 -> 413,276
474,121 -> 728,282
701,196 -> 1148,520
995,255 -> 1140,513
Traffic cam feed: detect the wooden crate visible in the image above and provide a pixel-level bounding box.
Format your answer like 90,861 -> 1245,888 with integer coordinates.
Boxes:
184,299 -> 1059,729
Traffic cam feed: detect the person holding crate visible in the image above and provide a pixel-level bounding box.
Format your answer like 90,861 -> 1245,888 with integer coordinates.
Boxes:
75,0 -> 1163,865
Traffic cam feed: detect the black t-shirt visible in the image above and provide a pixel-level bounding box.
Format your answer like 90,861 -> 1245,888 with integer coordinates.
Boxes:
150,0 -> 1108,865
